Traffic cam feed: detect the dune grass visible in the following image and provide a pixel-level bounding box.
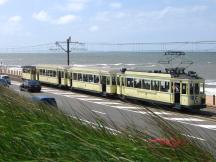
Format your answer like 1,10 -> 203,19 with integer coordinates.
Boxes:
0,86 -> 215,161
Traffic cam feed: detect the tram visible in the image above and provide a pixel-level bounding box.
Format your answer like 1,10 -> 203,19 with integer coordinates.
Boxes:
21,52 -> 206,110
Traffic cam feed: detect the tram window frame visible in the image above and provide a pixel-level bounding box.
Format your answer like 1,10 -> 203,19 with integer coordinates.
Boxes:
151,80 -> 160,91
78,73 -> 82,81
83,74 -> 88,82
53,71 -> 57,77
160,81 -> 170,92
126,78 -> 134,88
39,69 -> 42,75
42,69 -> 45,76
112,76 -> 116,85
89,75 -> 94,83
195,83 -> 200,94
94,75 -> 99,83
200,83 -> 204,94
182,83 -> 187,94
142,79 -> 151,90
107,77 -> 111,85
190,83 -> 194,95
73,73 -> 78,80
134,78 -> 141,89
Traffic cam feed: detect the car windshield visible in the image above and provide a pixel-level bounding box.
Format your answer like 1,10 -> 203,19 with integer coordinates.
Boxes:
28,80 -> 40,85
2,76 -> 9,79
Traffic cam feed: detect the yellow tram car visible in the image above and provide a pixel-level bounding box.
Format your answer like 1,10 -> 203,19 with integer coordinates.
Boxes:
21,65 -> 206,110
67,67 -> 118,95
117,68 -> 206,109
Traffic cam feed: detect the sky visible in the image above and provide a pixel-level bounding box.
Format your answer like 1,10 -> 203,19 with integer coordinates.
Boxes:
0,0 -> 216,48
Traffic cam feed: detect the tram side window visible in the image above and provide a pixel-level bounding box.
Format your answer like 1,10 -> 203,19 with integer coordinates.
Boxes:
89,75 -> 94,83
112,76 -> 116,85
190,83 -> 194,94
134,78 -> 141,89
161,81 -> 170,92
41,69 -> 45,76
107,77 -> 110,85
83,74 -> 88,82
142,79 -> 150,90
73,73 -> 77,80
39,69 -> 42,75
94,75 -> 99,83
61,72 -> 64,78
151,80 -> 159,91
53,71 -> 57,77
78,73 -> 82,81
195,83 -> 199,94
200,83 -> 204,94
23,68 -> 30,73
127,78 -> 134,87
182,83 -> 187,94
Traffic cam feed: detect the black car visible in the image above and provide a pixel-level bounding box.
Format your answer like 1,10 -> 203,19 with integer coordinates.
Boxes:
20,80 -> 41,92
0,78 -> 9,87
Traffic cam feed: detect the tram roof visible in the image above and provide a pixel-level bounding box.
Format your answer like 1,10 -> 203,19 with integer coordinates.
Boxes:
69,66 -> 120,74
36,64 -> 71,70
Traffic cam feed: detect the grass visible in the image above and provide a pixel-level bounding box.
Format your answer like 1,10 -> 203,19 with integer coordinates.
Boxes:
0,86 -> 215,162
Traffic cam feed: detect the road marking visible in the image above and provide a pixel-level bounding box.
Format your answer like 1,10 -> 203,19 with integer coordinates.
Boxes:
195,125 -> 216,130
111,106 -> 138,109
64,94 -> 88,98
70,116 -> 121,134
182,134 -> 206,141
78,98 -> 104,101
164,118 -> 205,122
92,110 -> 106,115
12,82 -> 21,86
175,121 -> 216,131
93,102 -> 122,105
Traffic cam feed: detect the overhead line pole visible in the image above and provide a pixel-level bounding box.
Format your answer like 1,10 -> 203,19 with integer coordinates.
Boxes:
56,36 -> 71,66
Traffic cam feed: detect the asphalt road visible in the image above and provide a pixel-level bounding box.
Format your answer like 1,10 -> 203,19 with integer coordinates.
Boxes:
10,80 -> 216,157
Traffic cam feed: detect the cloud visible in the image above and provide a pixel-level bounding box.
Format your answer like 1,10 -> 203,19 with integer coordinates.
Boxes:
0,0 -> 8,5
136,5 -> 208,21
63,0 -> 89,12
33,10 -> 50,22
89,25 -> 99,32
8,16 -> 22,23
55,15 -> 78,25
109,2 -> 122,9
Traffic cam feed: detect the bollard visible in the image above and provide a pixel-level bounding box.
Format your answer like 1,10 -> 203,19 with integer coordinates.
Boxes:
213,95 -> 215,106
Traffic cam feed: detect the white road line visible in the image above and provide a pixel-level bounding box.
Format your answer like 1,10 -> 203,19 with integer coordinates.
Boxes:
93,102 -> 121,105
70,116 -> 121,134
92,110 -> 106,115
195,125 -> 216,130
182,134 -> 206,141
164,118 -> 205,122
175,121 -> 216,131
78,98 -> 104,101
63,94 -> 88,98
111,106 -> 138,109
153,112 -> 171,115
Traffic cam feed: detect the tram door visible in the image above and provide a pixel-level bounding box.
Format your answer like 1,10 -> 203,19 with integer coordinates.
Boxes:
174,82 -> 180,104
58,71 -> 62,85
101,76 -> 107,93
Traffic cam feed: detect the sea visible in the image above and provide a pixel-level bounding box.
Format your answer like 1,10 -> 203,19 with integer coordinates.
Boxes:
0,52 -> 216,95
